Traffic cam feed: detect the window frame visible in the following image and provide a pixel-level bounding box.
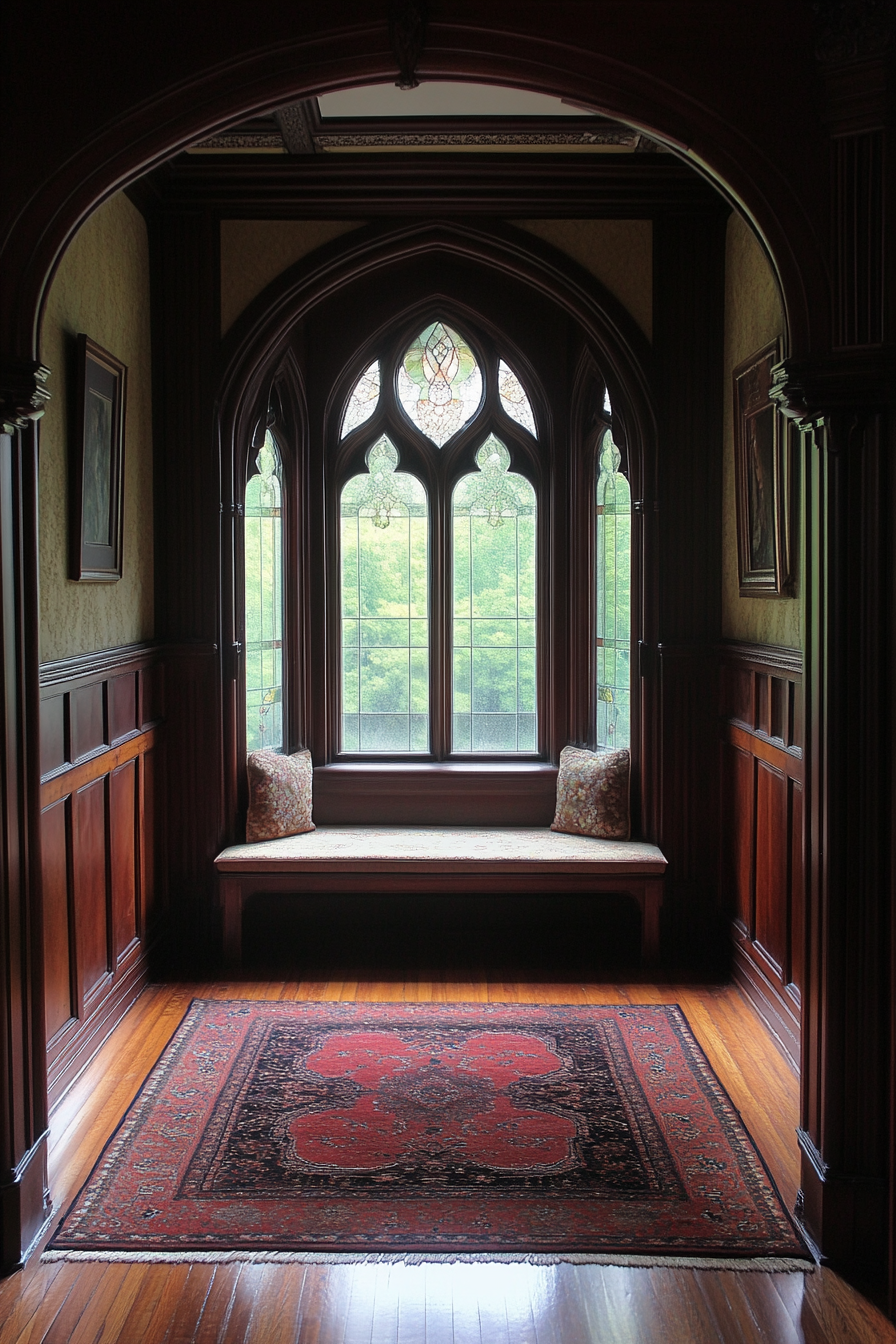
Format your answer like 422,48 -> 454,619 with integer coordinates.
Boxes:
326,311 -> 547,764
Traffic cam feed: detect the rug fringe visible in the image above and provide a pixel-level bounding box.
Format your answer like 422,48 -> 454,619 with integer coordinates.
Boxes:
41,1248 -> 815,1272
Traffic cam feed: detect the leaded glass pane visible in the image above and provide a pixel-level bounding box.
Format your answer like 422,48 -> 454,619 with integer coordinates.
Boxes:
341,435 -> 429,753
245,430 -> 283,753
340,360 -> 380,438
452,435 -> 536,753
497,359 -> 536,435
596,429 -> 631,749
397,321 -> 482,447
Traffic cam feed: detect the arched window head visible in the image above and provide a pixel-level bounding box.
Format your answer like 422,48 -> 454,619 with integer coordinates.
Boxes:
397,320 -> 482,446
340,359 -> 380,438
497,360 -> 536,436
244,430 -> 283,753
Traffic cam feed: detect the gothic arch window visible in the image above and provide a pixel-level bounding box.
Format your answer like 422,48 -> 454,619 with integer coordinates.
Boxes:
244,428 -> 284,753
333,317 -> 541,759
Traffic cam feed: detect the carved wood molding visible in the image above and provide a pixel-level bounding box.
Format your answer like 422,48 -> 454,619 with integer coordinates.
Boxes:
390,0 -> 427,90
39,640 -> 161,689
812,0 -> 894,65
769,348 -> 895,426
718,640 -> 804,676
0,358 -> 50,434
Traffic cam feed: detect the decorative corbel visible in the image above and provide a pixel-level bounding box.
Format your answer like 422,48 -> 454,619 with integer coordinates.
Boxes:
390,0 -> 428,91
275,102 -> 317,155
0,357 -> 51,435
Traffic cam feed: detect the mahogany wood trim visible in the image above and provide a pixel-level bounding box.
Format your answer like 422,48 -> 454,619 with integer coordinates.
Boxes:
719,640 -> 803,676
732,936 -> 800,1072
39,727 -> 160,804
724,722 -> 803,772
39,641 -> 161,690
144,155 -> 725,218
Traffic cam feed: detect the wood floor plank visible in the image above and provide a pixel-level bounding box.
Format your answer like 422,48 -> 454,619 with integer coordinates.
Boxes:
7,976 -> 896,1343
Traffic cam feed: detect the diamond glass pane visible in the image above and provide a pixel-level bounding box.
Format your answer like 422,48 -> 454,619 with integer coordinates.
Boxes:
341,436 -> 429,753
497,359 -> 536,435
244,431 -> 283,753
340,360 -> 380,438
595,429 -> 631,749
452,436 -> 536,753
397,321 -> 482,447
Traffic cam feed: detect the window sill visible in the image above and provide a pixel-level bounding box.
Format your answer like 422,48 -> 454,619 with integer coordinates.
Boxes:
313,761 -> 558,827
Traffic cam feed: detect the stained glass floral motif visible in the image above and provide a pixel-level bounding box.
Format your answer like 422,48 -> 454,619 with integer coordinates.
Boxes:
497,359 -> 536,435
452,436 -> 536,753
340,360 -> 380,438
341,437 -> 429,753
397,321 -> 482,447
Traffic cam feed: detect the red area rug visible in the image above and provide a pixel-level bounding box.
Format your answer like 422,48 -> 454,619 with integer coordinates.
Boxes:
46,1001 -> 810,1266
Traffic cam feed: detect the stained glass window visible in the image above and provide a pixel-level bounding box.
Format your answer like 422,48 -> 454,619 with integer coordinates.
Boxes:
341,436 -> 429,753
244,430 -> 283,752
452,436 -> 537,752
340,359 -> 380,437
497,359 -> 536,435
397,321 -> 482,447
595,429 -> 631,749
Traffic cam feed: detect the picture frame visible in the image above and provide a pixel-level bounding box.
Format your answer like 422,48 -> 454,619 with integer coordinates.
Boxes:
733,339 -> 790,596
70,334 -> 127,582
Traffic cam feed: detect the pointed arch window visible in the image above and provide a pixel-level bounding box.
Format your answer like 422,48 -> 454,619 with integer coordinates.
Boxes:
595,425 -> 631,749
244,429 -> 284,752
336,318 -> 540,758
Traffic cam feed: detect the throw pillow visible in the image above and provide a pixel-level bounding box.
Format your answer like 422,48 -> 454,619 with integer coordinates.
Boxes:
245,748 -> 315,842
550,745 -> 630,840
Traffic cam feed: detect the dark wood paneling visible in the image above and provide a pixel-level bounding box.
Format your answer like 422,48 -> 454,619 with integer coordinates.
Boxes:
755,760 -> 788,975
41,799 -> 74,1042
720,642 -> 804,1072
312,765 -> 558,828
39,643 -> 164,1107
110,760 -> 139,963
108,672 -> 138,744
70,682 -> 105,762
73,778 -> 108,1004
721,741 -> 753,932
40,694 -> 66,777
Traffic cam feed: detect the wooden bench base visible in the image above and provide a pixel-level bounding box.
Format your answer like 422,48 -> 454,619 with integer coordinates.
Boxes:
215,827 -> 667,969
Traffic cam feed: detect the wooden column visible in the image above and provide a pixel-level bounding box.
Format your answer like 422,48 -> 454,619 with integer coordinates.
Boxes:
651,206 -> 728,965
149,210 -> 223,967
0,366 -> 51,1270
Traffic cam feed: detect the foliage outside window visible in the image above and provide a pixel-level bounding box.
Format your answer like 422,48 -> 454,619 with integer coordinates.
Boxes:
244,430 -> 283,752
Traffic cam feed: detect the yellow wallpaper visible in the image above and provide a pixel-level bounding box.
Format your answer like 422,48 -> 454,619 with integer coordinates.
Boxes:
39,191 -> 154,662
220,220 -> 363,335
721,214 -> 800,649
514,220 -> 653,341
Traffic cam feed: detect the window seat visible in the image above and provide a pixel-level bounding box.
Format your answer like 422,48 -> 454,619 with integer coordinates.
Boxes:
215,826 -> 667,967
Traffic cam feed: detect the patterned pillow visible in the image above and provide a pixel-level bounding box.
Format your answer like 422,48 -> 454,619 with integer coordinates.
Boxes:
550,745 -> 630,840
245,749 -> 315,842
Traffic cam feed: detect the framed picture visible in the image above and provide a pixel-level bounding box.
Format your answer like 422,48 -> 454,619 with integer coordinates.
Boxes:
733,339 -> 790,596
70,335 -> 127,581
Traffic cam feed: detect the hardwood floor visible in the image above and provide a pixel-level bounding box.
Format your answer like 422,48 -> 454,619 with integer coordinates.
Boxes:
1,976 -> 893,1343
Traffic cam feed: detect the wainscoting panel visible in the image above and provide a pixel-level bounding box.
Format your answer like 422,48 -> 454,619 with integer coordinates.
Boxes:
39,643 -> 164,1107
720,641 -> 803,1071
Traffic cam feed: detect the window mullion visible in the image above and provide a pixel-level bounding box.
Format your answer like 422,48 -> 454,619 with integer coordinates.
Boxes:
431,473 -> 450,759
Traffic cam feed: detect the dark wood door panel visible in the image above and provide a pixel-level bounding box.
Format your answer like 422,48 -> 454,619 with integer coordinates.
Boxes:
788,779 -> 803,994
70,681 -> 106,763
73,777 -> 109,1002
42,798 -> 75,1042
108,672 -> 139,745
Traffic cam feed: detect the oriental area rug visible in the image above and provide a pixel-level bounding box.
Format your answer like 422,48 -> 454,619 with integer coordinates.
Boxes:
45,1000 -> 810,1268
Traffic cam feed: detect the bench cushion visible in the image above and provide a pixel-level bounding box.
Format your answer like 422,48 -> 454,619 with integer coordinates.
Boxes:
215,825 -> 667,876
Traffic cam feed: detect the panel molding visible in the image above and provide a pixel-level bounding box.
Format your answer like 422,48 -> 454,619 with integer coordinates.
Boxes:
38,644 -> 165,1108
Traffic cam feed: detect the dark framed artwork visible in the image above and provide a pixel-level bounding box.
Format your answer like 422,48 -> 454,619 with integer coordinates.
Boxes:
70,334 -> 127,581
733,339 -> 790,596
